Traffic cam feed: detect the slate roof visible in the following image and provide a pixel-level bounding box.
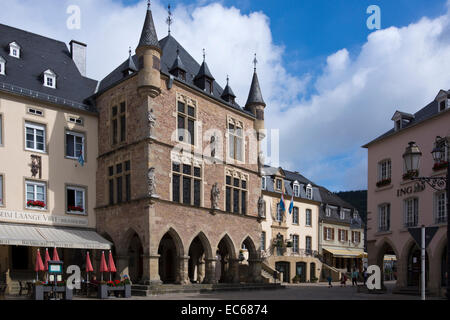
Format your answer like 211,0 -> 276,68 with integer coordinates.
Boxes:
0,23 -> 98,113
97,35 -> 255,117
363,96 -> 449,148
169,49 -> 186,73
138,8 -> 161,50
195,60 -> 215,80
245,70 -> 266,109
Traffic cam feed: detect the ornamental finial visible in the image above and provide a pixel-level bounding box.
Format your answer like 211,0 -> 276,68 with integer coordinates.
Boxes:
166,4 -> 173,35
253,53 -> 258,71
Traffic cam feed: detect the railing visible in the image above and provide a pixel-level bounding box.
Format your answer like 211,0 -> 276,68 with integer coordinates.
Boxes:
0,82 -> 94,112
435,216 -> 448,224
261,245 -> 320,260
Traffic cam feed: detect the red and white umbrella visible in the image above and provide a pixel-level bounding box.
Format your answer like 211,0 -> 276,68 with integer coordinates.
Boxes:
108,250 -> 117,281
85,251 -> 94,282
35,249 -> 44,280
52,247 -> 60,261
44,248 -> 50,271
99,251 -> 109,281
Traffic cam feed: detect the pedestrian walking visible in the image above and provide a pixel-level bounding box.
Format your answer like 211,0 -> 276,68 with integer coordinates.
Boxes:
363,267 -> 368,285
351,269 -> 358,286
340,273 -> 347,287
327,273 -> 333,288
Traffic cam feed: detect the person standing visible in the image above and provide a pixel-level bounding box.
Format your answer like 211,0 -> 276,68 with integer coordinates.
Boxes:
363,267 -> 368,285
327,273 -> 333,288
340,273 -> 347,287
352,269 -> 358,286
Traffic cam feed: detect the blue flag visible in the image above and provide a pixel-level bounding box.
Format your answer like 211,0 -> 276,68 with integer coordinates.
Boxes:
288,193 -> 294,215
279,192 -> 286,213
78,152 -> 85,167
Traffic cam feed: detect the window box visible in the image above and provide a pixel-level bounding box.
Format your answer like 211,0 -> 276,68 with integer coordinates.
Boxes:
403,170 -> 419,180
376,178 -> 391,188
433,161 -> 448,171
27,200 -> 46,208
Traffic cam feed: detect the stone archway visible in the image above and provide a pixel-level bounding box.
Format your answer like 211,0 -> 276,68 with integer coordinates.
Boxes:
216,235 -> 237,283
187,233 -> 212,284
128,233 -> 144,283
406,243 -> 429,288
374,238 -> 400,287
240,236 -> 260,283
158,229 -> 184,284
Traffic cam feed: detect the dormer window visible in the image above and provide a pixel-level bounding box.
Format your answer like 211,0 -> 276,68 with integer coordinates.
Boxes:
306,184 -> 313,200
43,69 -> 56,89
293,182 -> 300,197
392,111 -> 414,131
9,42 -> 21,58
439,100 -> 448,112
0,56 -> 5,75
261,176 -> 267,190
206,79 -> 213,94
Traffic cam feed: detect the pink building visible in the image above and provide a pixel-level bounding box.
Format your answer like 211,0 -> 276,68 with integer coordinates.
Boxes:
363,89 -> 449,297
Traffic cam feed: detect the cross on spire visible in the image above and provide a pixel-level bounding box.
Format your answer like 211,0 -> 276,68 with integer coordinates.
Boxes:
129,46 -> 132,57
226,75 -> 229,85
166,4 -> 173,35
203,48 -> 206,62
147,0 -> 151,10
253,53 -> 258,71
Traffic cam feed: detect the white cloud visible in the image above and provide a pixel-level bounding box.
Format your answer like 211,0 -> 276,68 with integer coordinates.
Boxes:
3,0 -> 450,191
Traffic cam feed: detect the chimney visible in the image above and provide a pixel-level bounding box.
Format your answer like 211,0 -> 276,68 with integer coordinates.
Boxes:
69,40 -> 87,77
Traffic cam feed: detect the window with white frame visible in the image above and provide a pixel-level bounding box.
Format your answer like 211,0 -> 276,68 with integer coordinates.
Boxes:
378,203 -> 390,231
0,56 -> 5,75
66,131 -> 85,159
404,198 -> 419,228
306,209 -> 312,226
292,235 -> 299,253
306,184 -> 313,199
324,227 -> 334,241
378,159 -> 391,182
339,229 -> 348,242
25,122 -> 45,152
261,176 -> 266,190
43,69 -> 56,89
306,236 -> 312,252
66,186 -> 86,214
325,206 -> 331,217
228,118 -> 243,161
26,181 -> 46,209
435,191 -> 447,224
0,175 -> 3,206
352,231 -> 361,244
293,182 -> 300,197
9,42 -> 20,58
276,203 -> 283,222
292,207 -> 299,224
275,179 -> 282,191
340,210 -> 345,220
435,138 -> 449,163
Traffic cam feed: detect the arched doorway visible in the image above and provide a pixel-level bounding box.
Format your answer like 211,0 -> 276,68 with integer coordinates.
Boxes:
276,261 -> 290,283
240,237 -> 258,283
188,236 -> 206,284
128,233 -> 143,283
441,245 -> 447,288
216,236 -> 235,283
296,262 -> 306,282
310,262 -> 316,281
407,244 -> 429,287
377,240 -> 398,284
158,231 -> 183,284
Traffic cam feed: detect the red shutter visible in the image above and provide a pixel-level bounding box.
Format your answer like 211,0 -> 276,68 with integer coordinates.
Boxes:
332,228 -> 335,240
352,231 -> 354,243
345,231 -> 348,242
323,228 -> 327,240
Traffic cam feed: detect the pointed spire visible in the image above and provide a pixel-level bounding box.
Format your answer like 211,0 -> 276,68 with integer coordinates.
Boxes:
138,0 -> 161,51
127,47 -> 137,72
195,49 -> 214,81
221,75 -> 236,103
245,54 -> 266,109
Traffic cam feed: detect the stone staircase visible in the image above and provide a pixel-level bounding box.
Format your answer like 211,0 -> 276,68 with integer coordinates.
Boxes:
131,283 -> 285,296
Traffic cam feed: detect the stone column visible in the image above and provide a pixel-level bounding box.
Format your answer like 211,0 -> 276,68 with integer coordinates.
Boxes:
248,258 -> 263,283
141,254 -> 162,285
177,256 -> 190,285
229,259 -> 240,284
203,258 -> 218,284
116,255 -> 130,278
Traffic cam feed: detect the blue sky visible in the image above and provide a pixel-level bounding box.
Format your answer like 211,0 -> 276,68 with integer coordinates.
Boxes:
4,0 -> 450,192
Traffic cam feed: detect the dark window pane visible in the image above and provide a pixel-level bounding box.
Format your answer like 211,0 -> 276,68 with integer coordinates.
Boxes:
183,177 -> 191,205
125,161 -> 130,171
234,178 -> 240,187
233,189 -> 240,213
188,119 -> 194,145
226,187 -> 231,212
241,191 -> 247,215
125,174 -> 131,201
173,163 -> 180,172
108,166 -> 114,176
194,179 -> 201,207
120,115 -> 126,142
188,106 -> 195,117
112,106 -> 117,117
183,165 -> 192,175
242,180 -> 247,189
109,179 -> 114,205
116,164 -> 122,174
120,102 -> 126,113
178,115 -> 185,141
66,134 -> 74,157
117,176 -> 123,203
67,189 -> 75,207
178,101 -> 185,113
172,174 -> 180,203
112,119 -> 118,144
194,167 -> 201,178
226,176 -> 231,185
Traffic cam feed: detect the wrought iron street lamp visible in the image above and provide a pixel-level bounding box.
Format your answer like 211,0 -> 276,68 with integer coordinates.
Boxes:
402,139 -> 450,300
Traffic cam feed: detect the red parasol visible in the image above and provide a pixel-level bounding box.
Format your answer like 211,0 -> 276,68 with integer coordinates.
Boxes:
44,248 -> 50,271
35,249 -> 44,280
85,251 -> 94,283
99,251 -> 108,281
52,247 -> 60,261
108,250 -> 117,281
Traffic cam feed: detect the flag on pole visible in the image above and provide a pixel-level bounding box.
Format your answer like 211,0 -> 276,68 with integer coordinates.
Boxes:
78,152 -> 85,166
288,192 -> 294,215
279,190 -> 286,213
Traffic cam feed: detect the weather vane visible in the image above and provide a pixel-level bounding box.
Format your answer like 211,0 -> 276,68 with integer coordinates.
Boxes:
147,0 -> 151,10
226,75 -> 229,85
253,53 -> 258,71
203,48 -> 206,62
166,4 -> 173,35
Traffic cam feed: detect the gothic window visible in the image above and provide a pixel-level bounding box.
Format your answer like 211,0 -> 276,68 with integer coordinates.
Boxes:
172,162 -> 201,207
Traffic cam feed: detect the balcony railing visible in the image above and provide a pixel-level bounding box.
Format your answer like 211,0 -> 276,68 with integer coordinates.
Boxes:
404,221 -> 418,228
436,216 -> 448,224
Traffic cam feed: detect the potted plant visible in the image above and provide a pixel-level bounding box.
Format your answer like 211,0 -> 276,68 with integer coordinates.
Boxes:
292,275 -> 301,284
403,170 -> 419,180
433,161 -> 448,171
376,178 -> 391,188
27,200 -> 46,209
310,276 -> 318,283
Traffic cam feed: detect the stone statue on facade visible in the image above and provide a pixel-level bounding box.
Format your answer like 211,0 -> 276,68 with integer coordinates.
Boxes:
258,196 -> 265,218
147,167 -> 157,197
30,155 -> 41,179
211,183 -> 220,210
258,151 -> 265,171
148,109 -> 156,138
